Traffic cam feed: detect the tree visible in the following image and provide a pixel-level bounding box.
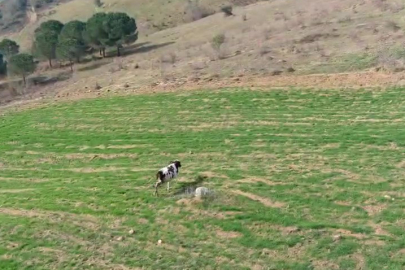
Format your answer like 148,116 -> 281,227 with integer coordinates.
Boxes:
8,53 -> 36,85
102,12 -> 137,56
84,12 -> 109,57
0,54 -> 7,76
58,20 -> 87,63
34,20 -> 64,67
56,38 -> 85,71
59,20 -> 86,42
35,20 -> 64,34
0,39 -> 19,59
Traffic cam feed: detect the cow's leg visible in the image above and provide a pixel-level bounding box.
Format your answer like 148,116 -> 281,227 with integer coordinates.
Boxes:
154,180 -> 162,196
167,181 -> 170,192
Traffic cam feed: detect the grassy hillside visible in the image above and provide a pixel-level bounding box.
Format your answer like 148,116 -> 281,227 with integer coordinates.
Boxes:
1,87 -> 405,269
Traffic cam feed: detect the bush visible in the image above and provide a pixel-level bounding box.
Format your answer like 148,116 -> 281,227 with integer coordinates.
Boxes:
94,0 -> 102,7
221,5 -> 234,16
211,33 -> 226,51
211,33 -> 227,60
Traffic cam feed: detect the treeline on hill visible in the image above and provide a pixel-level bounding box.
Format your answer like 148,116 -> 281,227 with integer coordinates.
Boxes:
0,11 -> 137,85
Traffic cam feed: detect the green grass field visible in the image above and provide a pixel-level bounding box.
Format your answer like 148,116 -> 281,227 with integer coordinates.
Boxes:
1,87 -> 405,269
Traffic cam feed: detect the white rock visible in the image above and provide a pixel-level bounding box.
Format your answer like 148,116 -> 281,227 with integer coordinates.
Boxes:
195,187 -> 210,198
157,239 -> 162,245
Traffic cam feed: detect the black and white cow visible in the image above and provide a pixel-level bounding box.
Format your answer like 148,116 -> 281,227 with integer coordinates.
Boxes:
154,160 -> 182,196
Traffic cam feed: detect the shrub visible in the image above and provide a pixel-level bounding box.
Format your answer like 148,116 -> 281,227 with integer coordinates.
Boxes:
221,5 -> 234,16
210,34 -> 227,60
94,0 -> 102,7
211,33 -> 226,51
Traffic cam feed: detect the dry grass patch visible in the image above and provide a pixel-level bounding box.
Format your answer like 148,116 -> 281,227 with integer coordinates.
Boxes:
245,120 -> 279,126
0,188 -> 35,194
279,226 -> 300,235
335,201 -> 352,206
66,153 -> 138,160
65,167 -> 126,173
216,229 -> 242,239
200,171 -> 230,179
1,254 -> 13,260
363,239 -> 386,246
106,144 -> 152,149
322,143 -> 341,149
231,190 -> 286,208
0,177 -> 50,183
237,152 -> 277,159
0,208 -> 99,230
333,229 -> 367,240
324,168 -> 361,181
180,121 -> 240,131
362,203 -> 387,216
160,152 -> 227,159
37,246 -> 66,256
261,243 -> 307,261
312,260 -> 340,270
176,198 -> 203,206
176,198 -> 237,220
396,160 -> 405,168
352,252 -> 366,270
367,222 -> 391,236
237,177 -> 287,186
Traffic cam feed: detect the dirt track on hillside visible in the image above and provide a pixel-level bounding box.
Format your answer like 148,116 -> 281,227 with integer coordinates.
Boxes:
2,70 -> 405,113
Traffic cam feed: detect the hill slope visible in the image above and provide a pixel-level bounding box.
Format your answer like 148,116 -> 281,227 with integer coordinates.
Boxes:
2,0 -> 251,50
1,0 -> 405,106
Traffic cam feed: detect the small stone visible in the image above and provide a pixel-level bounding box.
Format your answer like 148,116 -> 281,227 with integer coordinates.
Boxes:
157,239 -> 162,245
270,70 -> 283,76
129,229 -> 135,235
287,67 -> 295,73
333,235 -> 342,242
116,236 -> 124,241
384,195 -> 391,200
